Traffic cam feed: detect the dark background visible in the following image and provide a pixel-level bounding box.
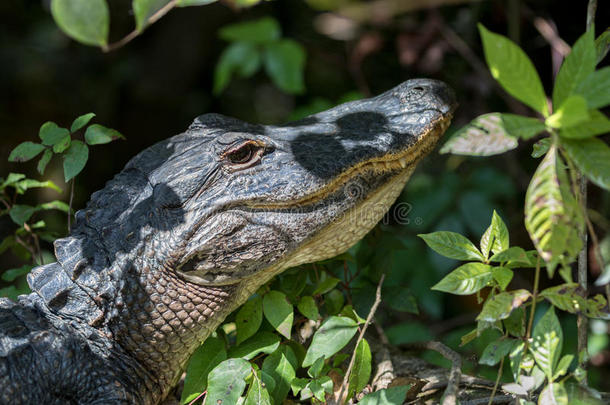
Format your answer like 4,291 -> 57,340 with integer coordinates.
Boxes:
1,0 -> 609,389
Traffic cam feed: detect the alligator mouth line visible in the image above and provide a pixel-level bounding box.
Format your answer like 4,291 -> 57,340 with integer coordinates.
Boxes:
246,115 -> 452,210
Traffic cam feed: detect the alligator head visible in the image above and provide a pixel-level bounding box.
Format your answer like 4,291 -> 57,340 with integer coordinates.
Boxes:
30,79 -> 455,402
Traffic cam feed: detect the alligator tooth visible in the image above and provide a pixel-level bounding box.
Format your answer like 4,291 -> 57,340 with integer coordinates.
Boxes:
384,162 -> 392,169
399,158 -> 407,168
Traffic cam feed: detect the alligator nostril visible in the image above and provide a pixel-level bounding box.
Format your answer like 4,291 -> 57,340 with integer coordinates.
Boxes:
412,86 -> 425,92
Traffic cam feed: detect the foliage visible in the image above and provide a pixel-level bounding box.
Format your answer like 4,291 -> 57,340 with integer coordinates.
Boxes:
1,115 -> 123,300
431,24 -> 610,404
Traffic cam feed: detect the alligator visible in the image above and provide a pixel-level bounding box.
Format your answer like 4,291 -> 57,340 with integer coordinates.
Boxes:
0,79 -> 455,404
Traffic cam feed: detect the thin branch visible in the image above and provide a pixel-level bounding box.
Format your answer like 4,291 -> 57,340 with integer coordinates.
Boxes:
524,257 -> 541,354
335,274 -> 385,404
67,179 -> 75,233
487,357 -> 504,405
532,17 -> 571,57
104,0 -> 179,52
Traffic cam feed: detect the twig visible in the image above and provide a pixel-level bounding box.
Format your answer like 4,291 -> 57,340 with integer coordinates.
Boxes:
188,390 -> 207,405
487,357 -> 504,405
104,0 -> 179,52
401,341 -> 462,405
524,257 -> 541,354
532,18 -> 571,57
67,178 -> 75,233
335,274 -> 385,404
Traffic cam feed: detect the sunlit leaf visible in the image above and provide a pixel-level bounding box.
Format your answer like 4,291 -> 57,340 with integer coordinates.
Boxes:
303,316 -> 358,367
553,30 -> 596,109
539,382 -> 568,405
431,263 -> 493,295
243,369 -> 272,405
545,95 -> 589,128
84,124 -> 125,145
575,67 -> 610,109
559,109 -> 610,139
358,385 -> 411,405
263,290 -> 293,339
492,266 -> 513,290
479,25 -> 548,115
419,231 -> 484,261
51,0 -> 109,47
501,114 -> 547,139
262,346 -> 296,405
524,145 -> 584,275
206,358 -> 251,405
477,289 -> 531,322
440,113 -> 518,156
530,306 -> 562,380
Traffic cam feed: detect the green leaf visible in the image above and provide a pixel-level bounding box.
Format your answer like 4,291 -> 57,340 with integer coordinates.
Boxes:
8,142 -> 46,162
540,283 -> 609,318
532,138 -> 551,158
37,149 -> 53,175
312,275 -> 340,295
132,0 -> 172,31
559,109 -> 610,139
419,231 -> 484,261
70,113 -> 96,132
477,289 -> 531,322
574,67 -> 610,109
181,336 -> 226,404
9,205 -> 37,225
479,338 -> 517,366
243,370 -> 272,405
39,122 -> 70,148
347,338 -> 372,399
297,295 -> 320,320
324,289 -> 344,315
206,358 -> 251,405
213,41 -> 261,94
0,236 -> 16,255
229,331 -> 280,360
63,140 -> 89,182
525,145 -> 584,275
358,385 -> 411,405
539,382 -> 568,405
489,246 -> 531,267
176,0 -> 217,6
595,29 -> 610,64
440,113 -> 518,156
303,316 -> 358,367
51,0 -> 109,47
530,307 -> 562,380
545,95 -> 589,128
13,179 -> 61,194
501,114 -> 547,139
478,24 -> 548,116
431,263 -> 493,295
553,30 -> 596,109
263,290 -> 293,339
487,210 -> 509,255
492,266 -> 513,290
307,356 -> 325,379
39,200 -> 70,214
1,265 -> 34,282
1,173 -> 26,188
219,17 -> 281,44
262,346 -> 296,405
263,39 -> 306,94
84,124 -> 125,145
236,295 -> 263,344
562,136 -> 610,191
290,377 -> 310,396
504,306 -> 526,337
553,354 -> 574,380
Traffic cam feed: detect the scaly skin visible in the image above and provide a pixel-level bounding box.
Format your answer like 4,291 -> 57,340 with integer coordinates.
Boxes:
0,79 -> 456,404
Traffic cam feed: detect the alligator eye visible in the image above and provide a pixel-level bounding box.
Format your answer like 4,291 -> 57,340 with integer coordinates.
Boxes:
224,141 -> 264,168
